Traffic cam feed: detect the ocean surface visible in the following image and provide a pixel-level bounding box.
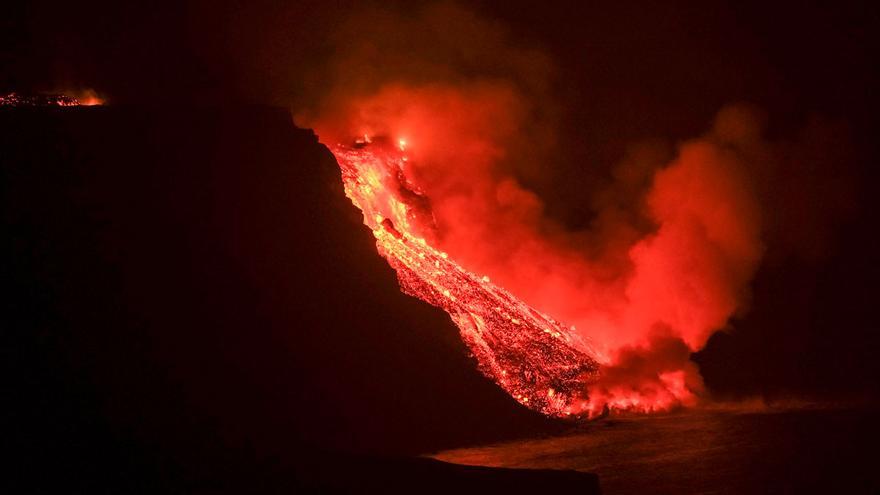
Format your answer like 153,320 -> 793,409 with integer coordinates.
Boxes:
431,406 -> 878,494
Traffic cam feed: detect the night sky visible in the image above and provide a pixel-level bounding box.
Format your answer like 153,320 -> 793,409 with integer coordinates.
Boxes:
2,0 -> 879,492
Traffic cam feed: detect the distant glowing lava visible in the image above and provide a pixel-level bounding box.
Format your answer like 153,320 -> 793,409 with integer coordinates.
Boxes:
0,90 -> 103,107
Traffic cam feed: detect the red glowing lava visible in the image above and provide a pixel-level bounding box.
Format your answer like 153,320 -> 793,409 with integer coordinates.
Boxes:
0,91 -> 103,107
332,139 -> 600,416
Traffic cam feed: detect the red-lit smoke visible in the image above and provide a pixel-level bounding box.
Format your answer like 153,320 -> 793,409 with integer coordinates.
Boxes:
298,4 -> 765,415
69,89 -> 104,106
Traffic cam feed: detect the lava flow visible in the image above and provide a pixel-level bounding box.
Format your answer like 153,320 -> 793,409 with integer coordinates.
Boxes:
0,91 -> 103,107
332,138 -> 601,417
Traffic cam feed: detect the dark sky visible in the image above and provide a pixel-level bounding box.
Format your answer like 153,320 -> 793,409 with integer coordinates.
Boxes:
2,0 -> 879,490
5,1 -> 877,120
5,0 -> 878,235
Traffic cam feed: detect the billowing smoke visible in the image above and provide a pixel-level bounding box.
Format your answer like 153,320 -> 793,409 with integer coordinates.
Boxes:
297,2 -> 766,413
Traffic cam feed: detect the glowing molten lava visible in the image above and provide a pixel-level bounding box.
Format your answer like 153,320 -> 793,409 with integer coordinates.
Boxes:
0,91 -> 103,107
331,138 -> 601,417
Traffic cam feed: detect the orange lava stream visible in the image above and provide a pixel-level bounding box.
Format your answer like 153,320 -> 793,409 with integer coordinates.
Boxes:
330,138 -> 601,417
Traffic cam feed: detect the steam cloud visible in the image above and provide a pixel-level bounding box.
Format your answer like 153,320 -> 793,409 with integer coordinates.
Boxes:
296,2 -> 816,412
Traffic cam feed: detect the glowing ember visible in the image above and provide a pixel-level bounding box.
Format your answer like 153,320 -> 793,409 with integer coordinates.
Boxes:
331,138 -> 600,417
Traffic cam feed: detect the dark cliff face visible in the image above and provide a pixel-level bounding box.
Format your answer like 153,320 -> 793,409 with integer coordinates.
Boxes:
0,105 -> 563,491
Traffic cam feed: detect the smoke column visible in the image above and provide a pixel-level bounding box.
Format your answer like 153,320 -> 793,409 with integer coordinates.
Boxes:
298,3 -> 765,414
